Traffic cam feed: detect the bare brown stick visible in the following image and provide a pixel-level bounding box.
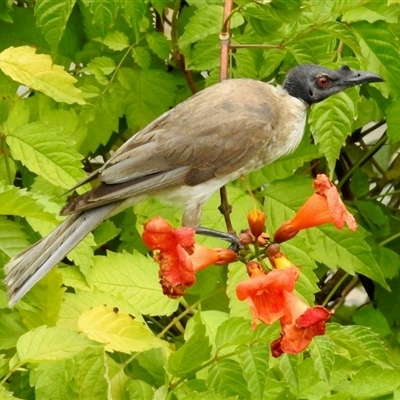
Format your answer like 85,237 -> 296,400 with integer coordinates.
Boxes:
220,0 -> 232,81
218,0 -> 234,232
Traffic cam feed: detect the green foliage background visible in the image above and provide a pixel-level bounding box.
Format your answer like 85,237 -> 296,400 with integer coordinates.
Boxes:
0,0 -> 400,399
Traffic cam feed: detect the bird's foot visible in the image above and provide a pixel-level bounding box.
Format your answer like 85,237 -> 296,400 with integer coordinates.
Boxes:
195,227 -> 242,252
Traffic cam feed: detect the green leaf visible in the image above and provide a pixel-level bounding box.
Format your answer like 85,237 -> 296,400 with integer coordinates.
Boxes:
327,323 -> 393,369
310,88 -> 359,175
227,262 -> 253,321
6,122 -> 86,189
242,5 -> 283,35
376,276 -> 400,326
287,41 -> 317,64
168,320 -> 212,378
57,289 -> 145,331
206,359 -> 251,399
306,225 -> 388,289
354,199 -> 390,238
385,98 -> 400,144
91,2 -> 114,38
0,311 -> 27,350
146,31 -> 170,60
0,151 -> 16,186
186,35 -> 220,71
259,48 -> 286,80
35,0 -> 77,52
353,306 -> 392,338
38,106 -> 87,151
352,21 -> 400,97
263,377 -> 289,399
0,0 -> 12,23
279,355 -> 300,396
309,336 -> 335,384
100,30 -> 130,51
193,310 -> 229,354
372,245 -> 400,280
135,348 -> 168,388
78,305 -> 168,353
215,317 -> 252,352
127,380 -> 154,400
84,56 -> 116,85
179,5 -> 244,46
18,268 -> 65,329
17,325 -> 96,363
90,251 -> 179,316
351,365 -> 400,399
0,46 -> 85,105
317,21 -> 361,56
0,182 -> 58,223
80,88 -> 122,153
233,48 -> 264,79
237,343 -> 269,399
121,0 -> 146,42
104,354 -> 130,400
132,46 -> 151,69
343,2 -> 399,24
30,359 -> 75,400
118,68 -> 177,131
93,220 -> 121,248
0,216 -> 31,258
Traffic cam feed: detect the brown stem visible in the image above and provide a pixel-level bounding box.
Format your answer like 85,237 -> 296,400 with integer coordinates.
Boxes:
218,0 -> 234,232
218,186 -> 235,234
171,0 -> 197,94
220,0 -> 233,81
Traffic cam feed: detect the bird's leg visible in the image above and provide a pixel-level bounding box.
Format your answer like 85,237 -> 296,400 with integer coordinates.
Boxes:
195,226 -> 241,252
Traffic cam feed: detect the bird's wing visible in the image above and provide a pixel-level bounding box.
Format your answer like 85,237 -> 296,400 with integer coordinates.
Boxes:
62,79 -> 279,214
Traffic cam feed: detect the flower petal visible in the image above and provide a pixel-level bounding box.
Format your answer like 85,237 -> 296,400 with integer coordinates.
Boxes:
236,267 -> 299,301
274,174 -> 357,243
142,217 -> 197,298
236,266 -> 299,326
142,216 -> 176,250
190,244 -> 237,272
271,292 -> 332,357
158,244 -> 196,298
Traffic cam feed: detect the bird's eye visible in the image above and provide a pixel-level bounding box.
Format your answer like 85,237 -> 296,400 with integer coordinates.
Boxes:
317,76 -> 330,88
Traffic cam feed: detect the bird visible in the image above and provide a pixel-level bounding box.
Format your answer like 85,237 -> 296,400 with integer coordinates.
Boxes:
4,64 -> 384,305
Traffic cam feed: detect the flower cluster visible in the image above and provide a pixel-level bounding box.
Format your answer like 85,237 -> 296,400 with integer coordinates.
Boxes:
236,257 -> 332,357
142,175 -> 355,357
142,217 -> 237,298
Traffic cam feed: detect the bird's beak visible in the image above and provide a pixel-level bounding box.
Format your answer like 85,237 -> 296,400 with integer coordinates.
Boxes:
343,69 -> 385,86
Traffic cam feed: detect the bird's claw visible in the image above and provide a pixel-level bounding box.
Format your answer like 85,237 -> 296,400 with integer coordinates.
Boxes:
195,227 -> 242,253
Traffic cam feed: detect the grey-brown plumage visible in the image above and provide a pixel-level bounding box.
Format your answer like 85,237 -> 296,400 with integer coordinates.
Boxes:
4,64 -> 384,305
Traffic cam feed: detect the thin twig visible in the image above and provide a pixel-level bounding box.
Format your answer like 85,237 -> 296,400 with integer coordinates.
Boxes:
229,43 -> 281,49
171,0 -> 197,94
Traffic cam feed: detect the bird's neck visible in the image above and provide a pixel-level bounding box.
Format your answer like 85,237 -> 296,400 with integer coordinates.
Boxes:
282,78 -> 311,105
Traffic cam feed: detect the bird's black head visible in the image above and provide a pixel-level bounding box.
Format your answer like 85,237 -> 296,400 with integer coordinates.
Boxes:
282,64 -> 384,105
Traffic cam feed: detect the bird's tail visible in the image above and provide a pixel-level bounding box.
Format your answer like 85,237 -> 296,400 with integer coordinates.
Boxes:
4,203 -> 118,306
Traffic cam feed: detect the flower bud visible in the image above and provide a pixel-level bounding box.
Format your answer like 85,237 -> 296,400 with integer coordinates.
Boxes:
239,229 -> 255,246
257,232 -> 270,247
247,210 -> 266,238
273,221 -> 298,243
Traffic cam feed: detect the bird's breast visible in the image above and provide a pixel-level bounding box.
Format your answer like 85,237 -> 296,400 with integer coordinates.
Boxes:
265,93 -> 308,160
